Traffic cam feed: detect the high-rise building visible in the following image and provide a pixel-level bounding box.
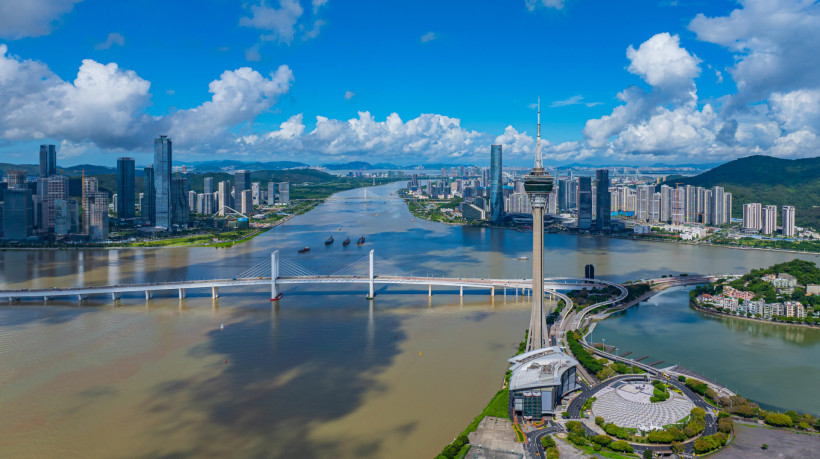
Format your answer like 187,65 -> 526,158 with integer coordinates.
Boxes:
7,169 -> 27,189
2,188 -> 33,240
53,198 -> 79,235
251,182 -> 260,206
595,169 -> 611,231
218,180 -> 231,216
267,181 -> 277,205
171,176 -> 189,227
39,145 -> 57,178
142,166 -> 156,225
278,182 -> 290,204
660,184 -> 672,222
650,192 -> 661,223
240,189 -> 253,215
188,190 -> 197,212
671,186 -> 686,225
636,185 -> 652,222
234,170 -> 251,195
577,176 -> 592,229
153,135 -> 173,229
762,205 -> 777,235
723,192 -> 733,225
81,176 -> 108,240
489,145 -> 504,222
46,175 -> 69,231
709,186 -> 724,226
742,203 -> 762,231
116,157 -> 136,220
203,176 -> 214,195
557,179 -> 570,212
782,206 -> 796,237
685,185 -> 697,223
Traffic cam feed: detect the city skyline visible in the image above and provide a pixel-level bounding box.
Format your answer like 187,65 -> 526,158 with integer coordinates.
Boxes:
0,1 -> 818,167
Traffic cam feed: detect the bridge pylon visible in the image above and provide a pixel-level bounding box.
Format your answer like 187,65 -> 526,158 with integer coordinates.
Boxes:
271,250 -> 282,301
366,250 -> 375,299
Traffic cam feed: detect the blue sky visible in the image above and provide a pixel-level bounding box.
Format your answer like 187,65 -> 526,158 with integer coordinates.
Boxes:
0,0 -> 818,167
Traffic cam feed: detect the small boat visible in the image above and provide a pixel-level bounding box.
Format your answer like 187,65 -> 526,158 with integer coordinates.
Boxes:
298,247 -> 310,253
516,256 -> 529,261
325,235 -> 334,245
343,237 -> 351,246
357,236 -> 365,246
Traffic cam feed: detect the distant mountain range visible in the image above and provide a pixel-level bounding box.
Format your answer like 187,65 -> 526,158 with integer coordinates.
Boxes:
660,155 -> 820,229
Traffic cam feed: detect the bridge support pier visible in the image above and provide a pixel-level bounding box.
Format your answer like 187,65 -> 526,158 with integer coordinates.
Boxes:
212,286 -> 219,299
490,287 -> 495,297
44,296 -> 49,302
460,285 -> 463,297
111,292 -> 119,301
77,294 -> 87,302
145,291 -> 153,300
270,250 -> 281,301
178,288 -> 186,299
428,284 -> 432,296
366,250 -> 375,299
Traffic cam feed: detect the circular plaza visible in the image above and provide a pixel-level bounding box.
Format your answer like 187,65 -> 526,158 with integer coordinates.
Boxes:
590,380 -> 695,430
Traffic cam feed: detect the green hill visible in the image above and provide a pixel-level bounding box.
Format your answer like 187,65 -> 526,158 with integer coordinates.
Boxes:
660,155 -> 820,229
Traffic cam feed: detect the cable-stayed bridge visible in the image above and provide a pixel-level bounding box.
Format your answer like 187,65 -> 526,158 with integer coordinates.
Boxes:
0,250 -> 625,307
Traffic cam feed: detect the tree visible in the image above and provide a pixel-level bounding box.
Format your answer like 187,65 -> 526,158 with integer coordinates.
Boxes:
765,413 -> 794,427
643,450 -> 653,459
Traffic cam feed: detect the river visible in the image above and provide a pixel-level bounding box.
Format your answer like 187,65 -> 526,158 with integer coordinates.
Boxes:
1,181 -> 819,458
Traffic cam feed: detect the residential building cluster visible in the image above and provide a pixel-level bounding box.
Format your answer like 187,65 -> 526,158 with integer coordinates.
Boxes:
695,273 -> 810,319
742,203 -> 796,236
1,136 -> 292,243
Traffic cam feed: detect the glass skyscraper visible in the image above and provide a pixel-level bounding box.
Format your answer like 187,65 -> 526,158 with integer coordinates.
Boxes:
234,170 -> 251,194
595,169 -> 611,231
153,136 -> 172,229
490,145 -> 503,222
117,157 -> 136,219
39,145 -> 56,178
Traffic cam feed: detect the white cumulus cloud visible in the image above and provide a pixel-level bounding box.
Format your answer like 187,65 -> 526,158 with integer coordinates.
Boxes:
626,32 -> 701,98
524,0 -> 565,11
420,31 -> 437,43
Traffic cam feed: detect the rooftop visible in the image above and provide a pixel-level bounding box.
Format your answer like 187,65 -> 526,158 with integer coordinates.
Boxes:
508,346 -> 579,391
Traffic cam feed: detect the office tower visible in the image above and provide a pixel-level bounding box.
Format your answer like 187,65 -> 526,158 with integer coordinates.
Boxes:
557,179 -> 569,211
234,170 -> 251,194
278,182 -> 290,204
188,190 -> 197,212
3,188 -> 33,240
585,264 -> 595,279
7,169 -> 27,189
568,179 -> 578,210
153,135 -> 172,229
82,175 -> 97,234
39,144 -> 57,178
489,145 -> 504,222
171,176 -> 189,227
112,194 -> 118,214
782,206 -> 796,236
251,182 -> 260,206
577,176 -> 592,229
267,181 -> 276,205
548,190 -> 557,214
709,186 -> 724,225
218,180 -> 231,215
203,176 -> 214,195
240,189 -> 253,215
142,166 -> 156,225
116,157 -> 136,219
595,169 -> 611,231
762,205 -> 777,235
742,203 -> 762,231
46,175 -> 69,231
81,176 -> 108,239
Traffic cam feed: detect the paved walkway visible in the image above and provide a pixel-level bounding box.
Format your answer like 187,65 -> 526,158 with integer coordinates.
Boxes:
467,417 -> 524,456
